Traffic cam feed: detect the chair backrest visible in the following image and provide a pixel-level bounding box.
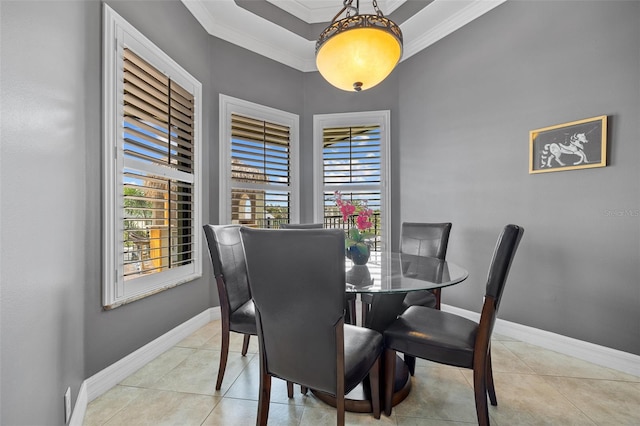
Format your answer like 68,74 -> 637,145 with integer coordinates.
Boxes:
485,224 -> 524,311
241,228 -> 346,394
473,224 -> 524,360
203,224 -> 251,313
280,223 -> 323,229
400,222 -> 452,259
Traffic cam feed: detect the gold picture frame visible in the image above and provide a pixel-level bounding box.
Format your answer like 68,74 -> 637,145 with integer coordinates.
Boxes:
529,115 -> 607,174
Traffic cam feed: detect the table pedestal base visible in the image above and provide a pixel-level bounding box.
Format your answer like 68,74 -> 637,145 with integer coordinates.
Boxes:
311,355 -> 411,413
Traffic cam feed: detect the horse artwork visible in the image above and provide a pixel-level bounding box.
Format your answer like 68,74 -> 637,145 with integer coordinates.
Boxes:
540,132 -> 589,168
529,115 -> 607,174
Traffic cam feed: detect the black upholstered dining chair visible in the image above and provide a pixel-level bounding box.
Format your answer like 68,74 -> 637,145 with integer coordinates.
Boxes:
399,222 -> 452,310
280,223 -> 324,229
240,227 -> 383,426
203,224 -> 294,396
398,222 -> 453,375
279,222 -> 357,325
361,222 -> 452,328
383,224 -> 524,426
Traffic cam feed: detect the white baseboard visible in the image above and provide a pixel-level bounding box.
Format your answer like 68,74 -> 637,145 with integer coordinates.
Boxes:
69,381 -> 87,426
71,307 -> 221,424
85,307 -> 220,401
442,303 -> 640,377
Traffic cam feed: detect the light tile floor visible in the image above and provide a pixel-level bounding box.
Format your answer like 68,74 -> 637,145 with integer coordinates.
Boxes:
84,318 -> 640,426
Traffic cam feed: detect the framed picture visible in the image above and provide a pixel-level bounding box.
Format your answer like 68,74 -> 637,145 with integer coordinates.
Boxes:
529,115 -> 607,174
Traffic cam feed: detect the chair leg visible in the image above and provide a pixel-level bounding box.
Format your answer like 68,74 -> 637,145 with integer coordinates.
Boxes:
241,334 -> 250,356
473,358 -> 490,426
383,349 -> 396,417
369,357 -> 381,419
286,381 -> 294,398
336,383 -> 345,426
404,354 -> 416,376
432,288 -> 442,310
257,371 -> 271,426
347,298 -> 357,325
336,318 -> 346,426
486,350 -> 497,406
300,385 -> 308,395
361,300 -> 369,326
216,325 -> 230,390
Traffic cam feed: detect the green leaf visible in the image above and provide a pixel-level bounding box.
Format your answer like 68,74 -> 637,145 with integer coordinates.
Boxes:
353,243 -> 370,255
347,228 -> 362,241
359,231 -> 375,240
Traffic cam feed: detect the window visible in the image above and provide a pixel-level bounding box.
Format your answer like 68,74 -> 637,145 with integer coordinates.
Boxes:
103,5 -> 202,308
313,111 -> 391,251
219,95 -> 299,228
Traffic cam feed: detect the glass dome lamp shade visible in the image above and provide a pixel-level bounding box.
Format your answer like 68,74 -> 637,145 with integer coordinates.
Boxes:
315,2 -> 403,92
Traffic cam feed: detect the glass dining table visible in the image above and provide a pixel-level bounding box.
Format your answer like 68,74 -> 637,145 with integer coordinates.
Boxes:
313,250 -> 469,413
346,251 -> 469,332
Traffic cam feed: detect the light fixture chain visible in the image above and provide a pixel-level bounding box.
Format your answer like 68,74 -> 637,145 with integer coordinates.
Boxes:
345,0 -> 357,18
333,0 -> 358,22
372,0 -> 384,17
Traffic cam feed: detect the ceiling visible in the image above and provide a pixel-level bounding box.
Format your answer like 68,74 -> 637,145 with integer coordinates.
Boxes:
181,0 -> 507,72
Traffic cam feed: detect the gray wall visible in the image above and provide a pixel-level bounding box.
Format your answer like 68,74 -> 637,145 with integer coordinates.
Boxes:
397,0 -> 640,355
1,1 -> 99,423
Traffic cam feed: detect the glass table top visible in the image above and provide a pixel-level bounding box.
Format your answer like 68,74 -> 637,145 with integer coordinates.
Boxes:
345,251 -> 468,293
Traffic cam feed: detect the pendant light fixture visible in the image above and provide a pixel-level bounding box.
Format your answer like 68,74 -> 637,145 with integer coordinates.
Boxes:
315,0 -> 403,92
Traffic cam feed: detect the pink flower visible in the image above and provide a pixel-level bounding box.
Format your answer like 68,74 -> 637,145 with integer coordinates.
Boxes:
333,191 -> 373,231
334,191 -> 357,222
356,207 -> 373,231
356,215 -> 371,231
340,203 -> 355,222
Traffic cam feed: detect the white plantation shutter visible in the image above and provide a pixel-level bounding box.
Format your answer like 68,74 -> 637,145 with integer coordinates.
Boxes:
122,48 -> 196,280
322,125 -> 382,245
230,114 -> 291,227
220,96 -> 299,228
323,125 -> 381,185
313,111 -> 390,251
104,5 -> 202,308
123,49 -> 195,173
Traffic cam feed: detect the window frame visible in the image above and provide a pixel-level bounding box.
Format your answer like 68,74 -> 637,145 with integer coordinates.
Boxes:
219,95 -> 300,225
313,111 -> 391,251
103,5 -> 203,308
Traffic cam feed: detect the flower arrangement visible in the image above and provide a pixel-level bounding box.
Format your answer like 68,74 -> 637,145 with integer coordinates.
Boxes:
334,191 -> 374,263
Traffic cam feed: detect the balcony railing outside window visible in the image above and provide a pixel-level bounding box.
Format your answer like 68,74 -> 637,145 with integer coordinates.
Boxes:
252,212 -> 381,251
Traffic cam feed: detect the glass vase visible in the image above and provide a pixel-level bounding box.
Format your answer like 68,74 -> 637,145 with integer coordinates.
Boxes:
347,244 -> 370,265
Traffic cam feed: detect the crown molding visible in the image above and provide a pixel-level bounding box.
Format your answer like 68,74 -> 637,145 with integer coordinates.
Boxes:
181,0 -> 508,72
182,0 -> 316,71
265,0 -> 407,24
402,0 -> 508,59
